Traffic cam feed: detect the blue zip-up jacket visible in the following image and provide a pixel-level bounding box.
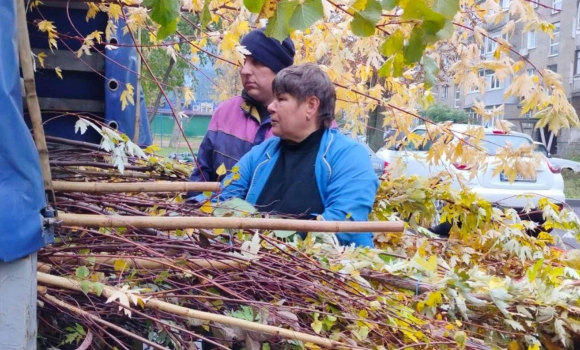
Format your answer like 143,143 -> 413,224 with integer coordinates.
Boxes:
219,128 -> 379,247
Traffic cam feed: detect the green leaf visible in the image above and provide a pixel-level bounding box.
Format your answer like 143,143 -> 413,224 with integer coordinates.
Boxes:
289,0 -> 324,31
265,0 -> 298,42
380,0 -> 398,10
75,266 -> 90,279
423,56 -> 439,88
378,57 -> 393,77
244,0 -> 266,13
156,19 -> 177,41
311,319 -> 323,334
378,253 -> 395,264
80,280 -> 92,294
273,230 -> 296,238
147,0 -> 180,27
93,282 -> 104,297
454,330 -> 467,349
393,53 -> 404,77
432,0 -> 460,19
201,2 -> 212,27
380,29 -> 404,56
402,0 -> 446,40
436,20 -> 454,40
404,27 -> 426,64
350,0 -> 382,37
213,198 -> 257,217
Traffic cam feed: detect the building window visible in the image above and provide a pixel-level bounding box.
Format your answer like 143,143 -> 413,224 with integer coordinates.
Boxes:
485,71 -> 503,90
441,86 -> 448,100
532,1 -> 538,8
576,51 -> 580,75
469,70 -> 485,93
527,68 -> 536,76
549,22 -> 560,56
578,3 -> 580,30
500,0 -> 510,10
527,30 -> 537,49
547,64 -> 558,73
552,0 -> 561,14
454,85 -> 460,108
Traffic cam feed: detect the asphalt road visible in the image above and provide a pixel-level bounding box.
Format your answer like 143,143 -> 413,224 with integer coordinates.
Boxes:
554,199 -> 580,249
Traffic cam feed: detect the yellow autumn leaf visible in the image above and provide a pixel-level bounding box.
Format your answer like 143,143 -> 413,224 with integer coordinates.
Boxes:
37,52 -> 47,68
120,83 -> 135,111
200,201 -> 214,214
183,87 -> 195,107
144,144 -> 160,154
113,259 -> 129,272
107,4 -> 123,21
86,2 -> 100,21
55,67 -> 63,79
216,163 -> 227,177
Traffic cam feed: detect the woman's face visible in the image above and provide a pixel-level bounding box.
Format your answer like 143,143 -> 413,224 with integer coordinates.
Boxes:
267,93 -> 317,142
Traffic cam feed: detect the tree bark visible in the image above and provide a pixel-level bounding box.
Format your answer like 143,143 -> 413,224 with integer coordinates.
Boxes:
366,104 -> 386,152
58,213 -> 404,232
52,180 -> 220,193
169,88 -> 183,148
148,58 -> 175,125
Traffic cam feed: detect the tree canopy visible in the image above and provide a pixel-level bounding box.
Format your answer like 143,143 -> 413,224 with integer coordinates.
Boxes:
421,104 -> 469,124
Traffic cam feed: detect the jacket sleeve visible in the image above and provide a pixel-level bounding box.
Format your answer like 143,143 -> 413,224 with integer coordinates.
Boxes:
321,143 -> 379,247
215,146 -> 256,202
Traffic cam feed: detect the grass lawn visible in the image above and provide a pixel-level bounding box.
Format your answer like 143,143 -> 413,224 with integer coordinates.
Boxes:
564,170 -> 580,199
153,136 -> 203,157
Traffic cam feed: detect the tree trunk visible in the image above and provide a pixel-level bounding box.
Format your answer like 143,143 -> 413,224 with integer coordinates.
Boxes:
365,74 -> 390,152
148,58 -> 175,125
366,104 -> 386,152
169,88 -> 183,148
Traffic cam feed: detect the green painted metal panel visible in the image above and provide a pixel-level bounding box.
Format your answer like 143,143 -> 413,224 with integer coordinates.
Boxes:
151,114 -> 211,137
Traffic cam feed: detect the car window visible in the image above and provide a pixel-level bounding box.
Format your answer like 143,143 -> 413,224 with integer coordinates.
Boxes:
406,129 -> 435,151
479,135 -> 532,155
534,143 -> 549,157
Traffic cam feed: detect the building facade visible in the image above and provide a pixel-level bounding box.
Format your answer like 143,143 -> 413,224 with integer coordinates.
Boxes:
440,0 -> 580,156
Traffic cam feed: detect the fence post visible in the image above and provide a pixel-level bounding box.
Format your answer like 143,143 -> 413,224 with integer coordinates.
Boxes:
0,253 -> 38,350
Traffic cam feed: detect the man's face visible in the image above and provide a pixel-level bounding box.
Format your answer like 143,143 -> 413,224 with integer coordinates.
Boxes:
240,56 -> 276,106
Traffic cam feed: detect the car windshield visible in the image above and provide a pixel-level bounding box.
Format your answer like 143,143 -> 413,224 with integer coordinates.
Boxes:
478,134 -> 532,155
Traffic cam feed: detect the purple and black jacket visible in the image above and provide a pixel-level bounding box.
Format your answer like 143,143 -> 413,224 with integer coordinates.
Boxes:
189,96 -> 273,184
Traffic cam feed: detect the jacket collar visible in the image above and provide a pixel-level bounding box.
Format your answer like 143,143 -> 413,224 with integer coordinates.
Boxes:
240,90 -> 269,124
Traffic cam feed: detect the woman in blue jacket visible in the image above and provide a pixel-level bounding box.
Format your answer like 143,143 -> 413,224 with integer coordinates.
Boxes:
219,63 -> 378,247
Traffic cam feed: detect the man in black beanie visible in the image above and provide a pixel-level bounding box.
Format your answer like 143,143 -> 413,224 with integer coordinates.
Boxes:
188,28 -> 296,192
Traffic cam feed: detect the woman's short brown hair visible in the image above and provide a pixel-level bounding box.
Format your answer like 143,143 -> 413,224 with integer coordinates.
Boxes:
272,63 -> 336,128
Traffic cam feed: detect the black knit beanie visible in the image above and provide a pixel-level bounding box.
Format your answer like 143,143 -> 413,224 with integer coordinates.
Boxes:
240,28 -> 295,73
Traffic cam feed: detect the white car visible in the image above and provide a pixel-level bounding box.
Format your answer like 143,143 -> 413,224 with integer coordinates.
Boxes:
534,142 -> 580,173
377,124 -> 565,222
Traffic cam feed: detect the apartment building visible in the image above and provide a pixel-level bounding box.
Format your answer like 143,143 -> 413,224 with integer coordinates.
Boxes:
439,0 -> 580,156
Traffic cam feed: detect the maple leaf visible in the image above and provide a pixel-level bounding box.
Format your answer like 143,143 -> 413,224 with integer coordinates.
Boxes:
105,285 -> 149,318
86,3 -> 100,22
183,87 -> 195,107
36,52 -> 47,68
120,83 -> 135,111
107,4 -> 123,21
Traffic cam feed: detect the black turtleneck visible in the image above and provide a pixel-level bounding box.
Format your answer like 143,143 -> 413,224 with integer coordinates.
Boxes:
256,128 -> 325,218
